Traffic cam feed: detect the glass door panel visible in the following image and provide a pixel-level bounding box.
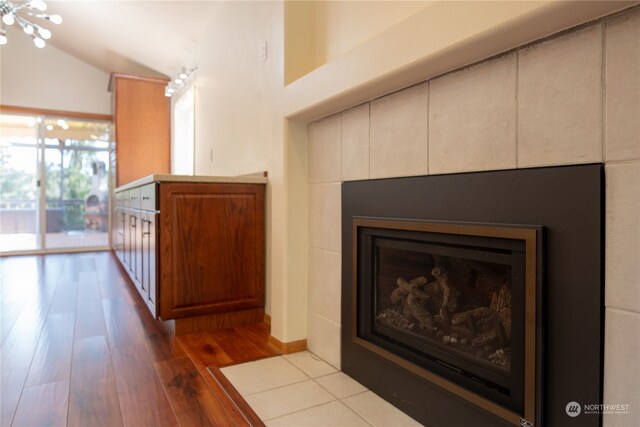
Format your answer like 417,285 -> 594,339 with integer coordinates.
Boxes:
43,118 -> 110,250
0,114 -> 41,252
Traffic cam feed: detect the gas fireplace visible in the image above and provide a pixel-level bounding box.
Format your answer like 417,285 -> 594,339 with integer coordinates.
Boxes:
341,165 -> 604,427
353,219 -> 539,424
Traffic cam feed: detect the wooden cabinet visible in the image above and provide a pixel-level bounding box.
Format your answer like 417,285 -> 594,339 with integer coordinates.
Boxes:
141,212 -> 157,313
115,184 -> 156,314
113,178 -> 265,334
109,74 -> 171,187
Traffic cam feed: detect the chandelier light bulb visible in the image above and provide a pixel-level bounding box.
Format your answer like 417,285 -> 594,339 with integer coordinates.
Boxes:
2,14 -> 15,25
37,27 -> 50,39
0,0 -> 61,48
174,78 -> 183,85
179,72 -> 188,80
31,0 -> 47,11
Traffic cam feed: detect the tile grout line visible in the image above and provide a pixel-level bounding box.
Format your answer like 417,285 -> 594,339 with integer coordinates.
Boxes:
601,21 -> 607,163
515,48 -> 520,169
604,158 -> 640,165
368,101 -> 372,180
228,353 -> 375,424
228,354 -> 370,423
339,109 -> 344,183
263,396 -> 372,426
606,306 -> 640,316
426,80 -> 430,175
237,356 -> 311,398
313,374 -> 370,403
308,244 -> 341,256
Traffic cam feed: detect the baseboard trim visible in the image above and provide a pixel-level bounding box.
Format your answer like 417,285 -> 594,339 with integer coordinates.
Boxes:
267,335 -> 307,354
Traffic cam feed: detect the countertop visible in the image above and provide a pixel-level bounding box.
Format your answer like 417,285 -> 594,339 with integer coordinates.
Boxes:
115,174 -> 268,192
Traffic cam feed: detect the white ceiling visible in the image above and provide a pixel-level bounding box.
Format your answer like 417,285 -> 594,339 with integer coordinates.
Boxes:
44,1 -> 220,78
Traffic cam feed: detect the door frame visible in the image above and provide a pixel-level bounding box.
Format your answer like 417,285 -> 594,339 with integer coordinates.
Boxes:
0,105 -> 114,256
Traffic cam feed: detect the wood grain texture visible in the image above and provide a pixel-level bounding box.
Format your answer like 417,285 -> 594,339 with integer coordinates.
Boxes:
68,336 -> 123,427
1,369 -> 27,427
172,308 -> 265,335
12,380 -> 69,427
71,336 -> 113,379
102,297 -> 147,349
159,183 -> 265,320
177,333 -> 233,371
1,305 -> 48,372
207,328 -> 276,366
25,312 -> 75,387
1,252 -> 275,427
154,357 -> 236,427
74,296 -> 108,340
111,344 -> 178,427
48,279 -> 78,315
112,75 -> 170,186
77,271 -> 102,299
131,302 -> 186,362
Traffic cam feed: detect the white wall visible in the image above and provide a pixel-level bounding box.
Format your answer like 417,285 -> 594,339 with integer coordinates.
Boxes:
191,1 -> 283,178
284,0 -> 432,84
316,0 -> 432,64
0,27 -> 110,114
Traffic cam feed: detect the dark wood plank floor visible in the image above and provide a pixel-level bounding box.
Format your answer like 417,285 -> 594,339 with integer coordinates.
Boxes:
1,252 -> 278,427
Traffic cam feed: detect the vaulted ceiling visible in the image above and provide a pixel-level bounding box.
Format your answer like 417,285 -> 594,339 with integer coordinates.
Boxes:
44,1 -> 219,77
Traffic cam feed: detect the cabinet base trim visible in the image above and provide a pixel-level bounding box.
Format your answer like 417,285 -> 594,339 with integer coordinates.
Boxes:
164,308 -> 265,336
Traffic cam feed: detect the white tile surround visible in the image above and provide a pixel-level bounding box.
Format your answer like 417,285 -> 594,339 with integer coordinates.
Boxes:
306,7 -> 640,427
220,351 -> 421,426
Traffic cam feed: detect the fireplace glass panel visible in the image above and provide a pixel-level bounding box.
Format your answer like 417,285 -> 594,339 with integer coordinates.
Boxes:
357,224 -> 528,413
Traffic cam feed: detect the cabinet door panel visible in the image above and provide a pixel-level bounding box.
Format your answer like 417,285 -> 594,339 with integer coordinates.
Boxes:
123,210 -> 130,268
128,212 -> 138,289
140,213 -> 148,298
159,183 -> 265,319
112,75 -> 170,187
115,208 -> 125,261
147,213 -> 157,314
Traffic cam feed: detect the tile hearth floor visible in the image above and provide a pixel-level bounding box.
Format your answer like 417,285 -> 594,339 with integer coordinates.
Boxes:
219,351 -> 424,426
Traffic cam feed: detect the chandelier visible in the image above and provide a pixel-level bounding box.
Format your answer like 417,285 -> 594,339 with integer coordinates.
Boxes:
0,0 -> 62,48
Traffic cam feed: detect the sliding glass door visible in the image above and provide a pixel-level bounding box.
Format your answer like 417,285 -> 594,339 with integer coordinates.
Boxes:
0,113 -> 112,254
0,114 -> 42,252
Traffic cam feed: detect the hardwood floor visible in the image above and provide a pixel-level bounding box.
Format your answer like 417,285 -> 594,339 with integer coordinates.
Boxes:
1,252 -> 279,427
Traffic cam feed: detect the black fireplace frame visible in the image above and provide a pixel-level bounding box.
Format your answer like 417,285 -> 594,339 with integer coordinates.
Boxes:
341,164 -> 604,427
352,218 -> 541,425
